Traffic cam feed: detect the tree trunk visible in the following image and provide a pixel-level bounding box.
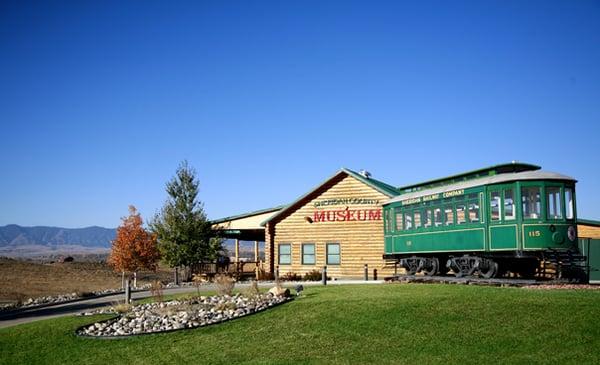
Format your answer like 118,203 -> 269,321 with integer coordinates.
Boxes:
133,272 -> 137,288
121,271 -> 125,289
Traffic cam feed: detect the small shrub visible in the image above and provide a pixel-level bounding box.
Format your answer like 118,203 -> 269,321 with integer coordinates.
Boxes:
242,280 -> 260,298
192,273 -> 207,297
214,302 -> 237,311
257,267 -> 275,281
303,269 -> 322,281
214,274 -> 236,296
280,272 -> 302,281
150,280 -> 164,303
111,302 -> 132,314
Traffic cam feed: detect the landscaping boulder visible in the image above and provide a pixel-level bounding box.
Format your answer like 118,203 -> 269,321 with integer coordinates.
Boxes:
268,286 -> 290,297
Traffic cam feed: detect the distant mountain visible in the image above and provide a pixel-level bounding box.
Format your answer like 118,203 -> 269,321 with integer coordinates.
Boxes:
0,225 -> 116,257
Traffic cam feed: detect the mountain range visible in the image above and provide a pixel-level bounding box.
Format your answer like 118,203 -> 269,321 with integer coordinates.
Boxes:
0,224 -> 116,257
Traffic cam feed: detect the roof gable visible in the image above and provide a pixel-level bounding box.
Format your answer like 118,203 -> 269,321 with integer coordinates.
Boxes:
261,168 -> 398,226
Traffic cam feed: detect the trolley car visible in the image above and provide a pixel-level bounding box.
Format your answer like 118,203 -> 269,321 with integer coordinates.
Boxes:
383,163 -> 582,278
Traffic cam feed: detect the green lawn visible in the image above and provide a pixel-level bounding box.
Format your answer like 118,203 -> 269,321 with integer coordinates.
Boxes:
1,284 -> 600,365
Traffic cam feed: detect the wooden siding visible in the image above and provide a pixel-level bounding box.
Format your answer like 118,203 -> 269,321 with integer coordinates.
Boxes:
269,174 -> 395,279
579,223 -> 600,239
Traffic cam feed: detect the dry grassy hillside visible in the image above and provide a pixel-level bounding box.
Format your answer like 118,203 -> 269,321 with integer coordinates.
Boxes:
0,257 -> 172,303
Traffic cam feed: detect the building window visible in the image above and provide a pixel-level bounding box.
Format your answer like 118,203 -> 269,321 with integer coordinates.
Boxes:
302,243 -> 315,265
504,189 -> 515,220
278,244 -> 291,265
546,187 -> 562,219
326,243 -> 340,265
522,186 -> 541,219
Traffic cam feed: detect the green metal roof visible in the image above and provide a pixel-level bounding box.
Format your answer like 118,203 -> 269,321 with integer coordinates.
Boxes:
211,205 -> 287,224
397,162 -> 541,193
341,168 -> 400,197
578,218 -> 600,227
260,168 -> 399,227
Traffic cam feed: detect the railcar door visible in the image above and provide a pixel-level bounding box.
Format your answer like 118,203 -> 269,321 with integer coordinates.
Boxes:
488,184 -> 519,251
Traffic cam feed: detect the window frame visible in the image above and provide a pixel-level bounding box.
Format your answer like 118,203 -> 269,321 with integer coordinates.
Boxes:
565,186 -> 575,220
520,183 -> 543,221
326,243 -> 341,265
278,243 -> 292,265
301,243 -> 316,265
504,188 -> 516,221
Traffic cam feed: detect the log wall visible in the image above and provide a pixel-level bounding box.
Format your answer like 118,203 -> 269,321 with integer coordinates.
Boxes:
579,223 -> 600,239
267,174 -> 395,279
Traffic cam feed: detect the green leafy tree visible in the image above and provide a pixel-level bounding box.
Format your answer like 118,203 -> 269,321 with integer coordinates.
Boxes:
150,161 -> 222,272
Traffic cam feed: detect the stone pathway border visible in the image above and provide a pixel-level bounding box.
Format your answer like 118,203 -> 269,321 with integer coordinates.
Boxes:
74,296 -> 294,339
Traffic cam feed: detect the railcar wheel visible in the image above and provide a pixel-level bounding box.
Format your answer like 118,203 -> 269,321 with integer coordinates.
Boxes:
402,257 -> 420,275
450,256 -> 477,277
422,258 -> 439,276
479,260 -> 498,279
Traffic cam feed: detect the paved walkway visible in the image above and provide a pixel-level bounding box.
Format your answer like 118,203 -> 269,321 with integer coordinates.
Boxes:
0,280 -> 384,329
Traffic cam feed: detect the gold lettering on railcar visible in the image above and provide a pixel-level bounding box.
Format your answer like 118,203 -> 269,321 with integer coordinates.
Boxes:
401,198 -> 421,206
442,189 -> 465,198
422,194 -> 440,202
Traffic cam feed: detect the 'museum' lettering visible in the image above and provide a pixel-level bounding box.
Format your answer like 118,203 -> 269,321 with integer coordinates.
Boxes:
313,209 -> 382,222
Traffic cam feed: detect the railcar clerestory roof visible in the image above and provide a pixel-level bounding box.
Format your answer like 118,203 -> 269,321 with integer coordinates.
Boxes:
397,162 -> 541,193
384,170 -> 576,206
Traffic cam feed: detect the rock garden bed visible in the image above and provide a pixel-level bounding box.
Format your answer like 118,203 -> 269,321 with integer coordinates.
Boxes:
76,292 -> 292,338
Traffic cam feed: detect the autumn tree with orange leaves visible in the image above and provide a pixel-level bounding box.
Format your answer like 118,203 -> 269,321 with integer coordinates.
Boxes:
108,205 -> 160,288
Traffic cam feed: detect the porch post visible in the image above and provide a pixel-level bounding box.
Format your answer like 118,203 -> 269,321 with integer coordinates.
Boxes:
254,240 -> 259,262
235,238 -> 240,263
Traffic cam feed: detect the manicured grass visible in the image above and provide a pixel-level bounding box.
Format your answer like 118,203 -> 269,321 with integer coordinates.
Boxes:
1,284 -> 600,365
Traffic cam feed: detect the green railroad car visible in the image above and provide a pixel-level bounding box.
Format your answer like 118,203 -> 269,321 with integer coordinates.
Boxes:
383,163 -> 581,278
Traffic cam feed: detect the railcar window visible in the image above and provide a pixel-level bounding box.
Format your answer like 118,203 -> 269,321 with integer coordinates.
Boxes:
434,208 -> 443,227
424,209 -> 432,227
504,189 -> 515,220
490,191 -> 501,221
444,207 -> 454,226
565,188 -> 574,219
547,187 -> 562,219
414,211 -> 422,229
278,244 -> 291,265
468,202 -> 480,222
404,212 -> 413,230
384,209 -> 392,232
302,243 -> 315,265
456,204 -> 466,224
522,186 -> 541,219
395,209 -> 403,231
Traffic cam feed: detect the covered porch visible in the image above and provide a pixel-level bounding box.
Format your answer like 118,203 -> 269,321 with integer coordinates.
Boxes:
211,206 -> 284,278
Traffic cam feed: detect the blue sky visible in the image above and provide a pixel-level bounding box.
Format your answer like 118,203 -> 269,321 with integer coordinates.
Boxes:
1,1 -> 599,228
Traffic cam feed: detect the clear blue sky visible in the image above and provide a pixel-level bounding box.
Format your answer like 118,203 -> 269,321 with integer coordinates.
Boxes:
1,1 -> 599,228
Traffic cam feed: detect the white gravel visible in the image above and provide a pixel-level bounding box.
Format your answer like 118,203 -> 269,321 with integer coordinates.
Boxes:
77,292 -> 291,337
